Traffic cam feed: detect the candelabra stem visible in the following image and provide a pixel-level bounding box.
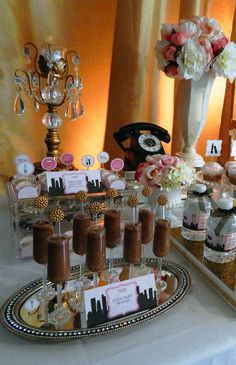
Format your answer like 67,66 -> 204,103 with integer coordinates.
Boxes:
45,128 -> 61,158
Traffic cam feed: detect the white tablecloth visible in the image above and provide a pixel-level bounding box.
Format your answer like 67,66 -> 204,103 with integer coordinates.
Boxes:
0,193 -> 236,365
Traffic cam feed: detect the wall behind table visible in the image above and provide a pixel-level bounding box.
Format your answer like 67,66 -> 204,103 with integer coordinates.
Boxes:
0,0 -> 117,194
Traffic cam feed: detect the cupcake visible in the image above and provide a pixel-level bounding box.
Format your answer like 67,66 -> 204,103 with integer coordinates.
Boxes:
201,162 -> 224,182
228,165 -> 236,185
225,161 -> 236,177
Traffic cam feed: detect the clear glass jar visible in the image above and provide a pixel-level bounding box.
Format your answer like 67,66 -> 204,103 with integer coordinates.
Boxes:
204,198 -> 236,263
181,184 -> 214,241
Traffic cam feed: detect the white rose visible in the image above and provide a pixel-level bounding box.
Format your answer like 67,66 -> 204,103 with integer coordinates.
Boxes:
177,39 -> 208,81
161,23 -> 177,39
192,16 -> 223,40
175,20 -> 199,38
212,42 -> 236,83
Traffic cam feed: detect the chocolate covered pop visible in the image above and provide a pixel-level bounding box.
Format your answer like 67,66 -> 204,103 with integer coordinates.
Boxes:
86,202 -> 105,274
33,220 -> 54,264
153,195 -> 170,257
73,213 -> 91,255
123,194 -> 141,265
76,190 -> 88,215
32,196 -> 53,265
105,188 -> 121,248
47,208 -> 70,284
139,187 -> 154,244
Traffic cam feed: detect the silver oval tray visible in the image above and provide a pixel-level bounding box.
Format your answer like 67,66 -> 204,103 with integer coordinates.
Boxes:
0,258 -> 190,341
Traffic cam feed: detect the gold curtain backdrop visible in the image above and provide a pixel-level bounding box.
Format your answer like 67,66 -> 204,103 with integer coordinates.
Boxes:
0,0 -> 235,192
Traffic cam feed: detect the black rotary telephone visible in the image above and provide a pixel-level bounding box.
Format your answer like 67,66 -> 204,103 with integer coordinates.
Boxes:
113,122 -> 171,171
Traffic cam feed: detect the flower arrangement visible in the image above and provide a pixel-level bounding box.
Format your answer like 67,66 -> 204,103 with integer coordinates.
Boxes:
156,16 -> 236,82
135,154 -> 195,191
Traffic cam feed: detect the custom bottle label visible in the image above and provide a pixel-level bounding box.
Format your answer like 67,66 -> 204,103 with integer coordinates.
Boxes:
182,210 -> 210,231
205,229 -> 236,252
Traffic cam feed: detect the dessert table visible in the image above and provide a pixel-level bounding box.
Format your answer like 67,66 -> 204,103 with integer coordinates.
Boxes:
0,192 -> 236,365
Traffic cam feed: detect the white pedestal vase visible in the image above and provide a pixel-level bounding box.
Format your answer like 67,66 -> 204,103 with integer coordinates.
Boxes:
176,71 -> 216,168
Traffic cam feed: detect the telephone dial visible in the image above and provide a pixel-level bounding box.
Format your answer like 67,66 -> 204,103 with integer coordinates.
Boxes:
113,122 -> 171,171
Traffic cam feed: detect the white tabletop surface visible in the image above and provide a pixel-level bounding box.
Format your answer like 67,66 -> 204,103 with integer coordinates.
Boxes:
0,193 -> 236,365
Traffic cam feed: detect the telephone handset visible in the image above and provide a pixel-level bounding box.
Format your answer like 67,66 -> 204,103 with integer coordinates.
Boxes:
113,122 -> 171,171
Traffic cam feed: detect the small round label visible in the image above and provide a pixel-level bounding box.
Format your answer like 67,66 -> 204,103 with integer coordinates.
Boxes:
81,155 -> 95,168
97,151 -> 110,164
41,157 -> 57,171
60,153 -> 74,166
16,161 -> 35,176
15,154 -> 30,166
110,158 -> 124,172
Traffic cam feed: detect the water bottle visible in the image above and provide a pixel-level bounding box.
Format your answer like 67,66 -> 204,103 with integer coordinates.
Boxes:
204,198 -> 236,263
181,184 -> 215,241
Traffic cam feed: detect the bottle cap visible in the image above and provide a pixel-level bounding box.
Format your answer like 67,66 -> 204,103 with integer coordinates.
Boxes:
192,184 -> 207,194
217,198 -> 233,210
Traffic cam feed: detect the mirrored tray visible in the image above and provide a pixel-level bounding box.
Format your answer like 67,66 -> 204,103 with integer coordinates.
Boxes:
171,228 -> 236,310
0,258 -> 190,341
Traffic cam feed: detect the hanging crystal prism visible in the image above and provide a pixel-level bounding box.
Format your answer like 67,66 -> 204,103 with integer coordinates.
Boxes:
34,99 -> 40,112
65,99 -> 84,121
72,54 -> 80,65
65,100 -> 76,120
14,94 -> 25,115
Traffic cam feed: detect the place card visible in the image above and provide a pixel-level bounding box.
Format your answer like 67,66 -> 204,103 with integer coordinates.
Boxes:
63,171 -> 87,194
205,140 -> 222,157
46,169 -> 103,196
84,273 -> 157,328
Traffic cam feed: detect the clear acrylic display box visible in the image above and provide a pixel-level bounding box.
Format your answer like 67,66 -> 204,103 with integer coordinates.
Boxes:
6,181 -> 133,260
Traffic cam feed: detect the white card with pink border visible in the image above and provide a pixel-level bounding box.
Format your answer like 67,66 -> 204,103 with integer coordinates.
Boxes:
84,273 -> 157,328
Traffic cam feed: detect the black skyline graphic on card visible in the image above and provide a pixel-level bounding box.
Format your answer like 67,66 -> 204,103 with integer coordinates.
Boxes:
87,286 -> 157,328
48,177 -> 64,196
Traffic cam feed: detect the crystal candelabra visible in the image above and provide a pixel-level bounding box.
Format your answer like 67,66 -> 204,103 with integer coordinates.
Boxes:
14,42 -> 84,168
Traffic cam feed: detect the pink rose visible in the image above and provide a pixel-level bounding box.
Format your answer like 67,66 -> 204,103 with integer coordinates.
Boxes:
198,36 -> 214,62
139,165 -> 162,187
135,162 -> 150,181
160,45 -> 177,62
212,36 -> 229,54
161,23 -> 177,41
160,154 -> 178,167
165,63 -> 179,78
146,154 -> 162,165
171,32 -> 187,46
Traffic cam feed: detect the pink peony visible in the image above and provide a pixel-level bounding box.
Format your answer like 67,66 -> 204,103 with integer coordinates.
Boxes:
161,23 -> 177,41
171,32 -> 187,46
160,45 -> 177,62
146,154 -> 162,165
198,36 -> 214,62
160,154 -> 178,167
212,36 -> 229,54
139,165 -> 162,186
